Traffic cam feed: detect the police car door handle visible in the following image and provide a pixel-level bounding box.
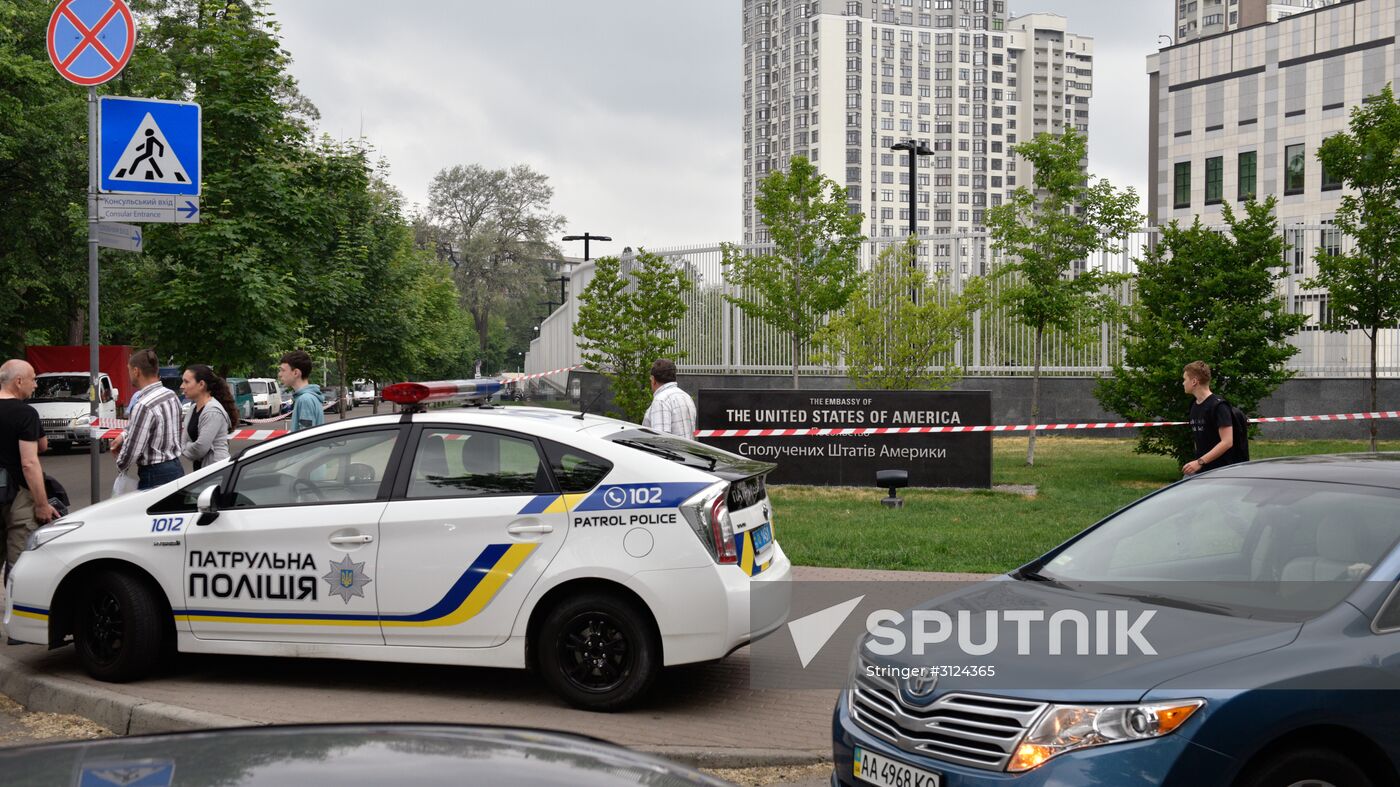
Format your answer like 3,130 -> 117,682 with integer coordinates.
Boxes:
329,534 -> 374,545
507,523 -> 554,535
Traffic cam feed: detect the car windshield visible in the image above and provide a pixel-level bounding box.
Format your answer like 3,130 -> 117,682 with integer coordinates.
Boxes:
32,376 -> 89,402
355,383 -> 374,392
1034,477 -> 1400,621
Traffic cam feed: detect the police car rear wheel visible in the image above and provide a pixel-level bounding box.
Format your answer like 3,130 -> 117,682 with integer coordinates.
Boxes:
74,570 -> 163,683
538,592 -> 658,711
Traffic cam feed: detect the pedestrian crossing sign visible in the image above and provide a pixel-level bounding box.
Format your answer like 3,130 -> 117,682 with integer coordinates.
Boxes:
98,96 -> 201,196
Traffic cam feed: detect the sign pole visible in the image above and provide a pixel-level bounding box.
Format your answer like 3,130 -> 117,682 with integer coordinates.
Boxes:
88,85 -> 100,505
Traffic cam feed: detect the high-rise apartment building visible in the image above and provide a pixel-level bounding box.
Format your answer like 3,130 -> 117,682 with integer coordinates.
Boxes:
1005,13 -> 1094,185
740,0 -> 1092,270
1174,0 -> 1340,42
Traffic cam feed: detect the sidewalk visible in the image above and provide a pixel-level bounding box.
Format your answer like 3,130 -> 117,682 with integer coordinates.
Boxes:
0,566 -> 995,766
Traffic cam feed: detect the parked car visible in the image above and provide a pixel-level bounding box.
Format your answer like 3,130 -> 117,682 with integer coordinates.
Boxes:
225,377 -> 255,422
834,453 -> 1400,787
247,377 -> 284,419
30,372 -> 117,451
0,724 -> 734,787
322,385 -> 354,413
353,379 -> 377,407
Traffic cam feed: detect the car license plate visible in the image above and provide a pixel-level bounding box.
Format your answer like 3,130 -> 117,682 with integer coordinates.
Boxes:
750,522 -> 773,552
854,746 -> 941,787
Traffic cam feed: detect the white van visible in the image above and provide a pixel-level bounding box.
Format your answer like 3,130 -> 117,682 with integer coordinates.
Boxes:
31,372 -> 117,450
247,378 -> 284,419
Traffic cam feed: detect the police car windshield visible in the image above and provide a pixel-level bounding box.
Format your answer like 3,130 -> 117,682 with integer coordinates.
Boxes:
32,376 -> 89,402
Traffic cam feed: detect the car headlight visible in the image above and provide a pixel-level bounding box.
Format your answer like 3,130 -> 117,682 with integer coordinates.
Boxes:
25,521 -> 83,551
1008,699 -> 1205,772
67,414 -> 92,429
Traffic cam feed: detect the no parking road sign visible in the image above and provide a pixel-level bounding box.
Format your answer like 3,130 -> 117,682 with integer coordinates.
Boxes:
98,96 -> 201,196
47,0 -> 135,86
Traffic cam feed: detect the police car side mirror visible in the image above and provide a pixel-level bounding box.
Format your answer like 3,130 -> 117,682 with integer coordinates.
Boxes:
196,485 -> 221,526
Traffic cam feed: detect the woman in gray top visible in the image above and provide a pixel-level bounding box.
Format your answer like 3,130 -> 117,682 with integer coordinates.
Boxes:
179,365 -> 237,470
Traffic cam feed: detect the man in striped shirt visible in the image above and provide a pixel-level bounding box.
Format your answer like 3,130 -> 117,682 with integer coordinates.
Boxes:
642,359 -> 696,438
113,349 -> 184,490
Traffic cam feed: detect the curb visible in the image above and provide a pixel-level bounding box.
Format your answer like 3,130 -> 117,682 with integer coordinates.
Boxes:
0,651 -> 259,736
0,651 -> 831,767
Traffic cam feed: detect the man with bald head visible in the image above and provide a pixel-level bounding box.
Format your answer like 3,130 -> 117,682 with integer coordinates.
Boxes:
0,360 -> 57,575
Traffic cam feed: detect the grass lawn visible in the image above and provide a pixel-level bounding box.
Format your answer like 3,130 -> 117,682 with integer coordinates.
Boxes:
770,437 -> 1400,574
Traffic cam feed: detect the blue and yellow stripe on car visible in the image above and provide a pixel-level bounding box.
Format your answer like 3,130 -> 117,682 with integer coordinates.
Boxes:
733,530 -> 773,577
516,493 -> 590,515
172,543 -> 536,627
11,604 -> 49,621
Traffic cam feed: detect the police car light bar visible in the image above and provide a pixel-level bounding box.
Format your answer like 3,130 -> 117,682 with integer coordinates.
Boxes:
381,379 -> 504,406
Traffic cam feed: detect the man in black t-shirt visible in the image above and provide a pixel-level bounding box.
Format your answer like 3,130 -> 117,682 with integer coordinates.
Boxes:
0,360 -> 57,574
1182,360 -> 1239,476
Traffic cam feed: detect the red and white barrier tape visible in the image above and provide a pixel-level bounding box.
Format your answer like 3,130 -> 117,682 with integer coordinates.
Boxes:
692,411 -> 1400,438
501,364 -> 582,383
92,409 -> 1400,443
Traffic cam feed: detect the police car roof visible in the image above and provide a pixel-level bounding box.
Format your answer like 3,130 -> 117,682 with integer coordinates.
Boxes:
239,407 -> 633,459
1200,453 -> 1400,491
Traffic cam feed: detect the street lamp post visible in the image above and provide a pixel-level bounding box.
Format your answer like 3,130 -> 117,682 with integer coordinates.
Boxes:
890,139 -> 934,301
562,232 -> 612,262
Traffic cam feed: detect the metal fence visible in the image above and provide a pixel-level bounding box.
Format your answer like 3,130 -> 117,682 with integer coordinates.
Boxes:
525,227 -> 1400,389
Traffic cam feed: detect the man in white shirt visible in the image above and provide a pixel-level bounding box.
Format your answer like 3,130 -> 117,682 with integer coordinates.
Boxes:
641,359 -> 696,438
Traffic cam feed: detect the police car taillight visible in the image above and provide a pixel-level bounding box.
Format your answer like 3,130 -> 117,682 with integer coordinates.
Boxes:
381,379 -> 504,405
680,484 -> 739,565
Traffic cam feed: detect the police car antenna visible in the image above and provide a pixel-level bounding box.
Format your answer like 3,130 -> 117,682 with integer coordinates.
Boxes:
574,386 -> 607,420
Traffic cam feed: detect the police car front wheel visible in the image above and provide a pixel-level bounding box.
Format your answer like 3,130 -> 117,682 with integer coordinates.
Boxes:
536,592 -> 659,712
74,570 -> 165,683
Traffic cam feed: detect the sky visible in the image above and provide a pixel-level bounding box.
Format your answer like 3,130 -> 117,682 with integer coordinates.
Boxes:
270,1 -> 1175,253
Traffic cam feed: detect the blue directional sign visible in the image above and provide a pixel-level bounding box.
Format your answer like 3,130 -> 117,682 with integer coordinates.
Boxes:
98,95 -> 201,196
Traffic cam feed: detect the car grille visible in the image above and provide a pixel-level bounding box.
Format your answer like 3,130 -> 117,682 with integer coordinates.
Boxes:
728,475 -> 767,510
849,655 -> 1047,771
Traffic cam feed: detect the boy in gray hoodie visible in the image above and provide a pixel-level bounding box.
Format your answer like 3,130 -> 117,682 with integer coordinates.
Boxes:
278,350 -> 324,433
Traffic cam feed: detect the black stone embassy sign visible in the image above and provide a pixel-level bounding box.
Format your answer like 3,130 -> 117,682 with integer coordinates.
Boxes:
695,389 -> 992,488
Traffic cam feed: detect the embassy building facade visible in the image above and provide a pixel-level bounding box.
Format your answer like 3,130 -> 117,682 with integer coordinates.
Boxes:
740,0 -> 1092,272
1147,0 -> 1398,360
1147,0 -> 1396,226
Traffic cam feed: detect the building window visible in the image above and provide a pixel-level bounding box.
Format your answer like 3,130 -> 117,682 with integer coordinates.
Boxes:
1237,151 -> 1256,202
1321,161 -> 1344,192
1173,161 -> 1191,209
1284,144 -> 1305,195
1204,156 -> 1223,206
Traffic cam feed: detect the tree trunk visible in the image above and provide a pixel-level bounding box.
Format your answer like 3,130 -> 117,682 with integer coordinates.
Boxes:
1370,328 -> 1379,452
472,307 -> 491,369
67,307 -> 84,346
337,344 -> 349,422
792,335 -> 801,390
1028,325 -> 1043,466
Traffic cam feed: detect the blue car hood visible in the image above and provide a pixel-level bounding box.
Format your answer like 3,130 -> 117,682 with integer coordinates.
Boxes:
861,578 -> 1302,704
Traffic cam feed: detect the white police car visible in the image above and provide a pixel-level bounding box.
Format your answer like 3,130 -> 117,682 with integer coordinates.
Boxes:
5,380 -> 790,711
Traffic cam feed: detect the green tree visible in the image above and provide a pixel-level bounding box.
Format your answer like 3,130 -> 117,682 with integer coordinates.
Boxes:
722,156 -> 864,389
118,0 -> 314,372
1306,84 -> 1400,451
426,163 -> 565,363
985,129 -> 1142,465
0,0 -> 97,354
820,239 -> 987,390
1096,199 -> 1306,464
574,251 -> 692,422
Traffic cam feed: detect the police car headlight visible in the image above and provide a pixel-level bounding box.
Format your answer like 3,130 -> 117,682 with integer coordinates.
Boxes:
26,521 -> 83,551
1008,699 -> 1205,772
67,415 -> 91,429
